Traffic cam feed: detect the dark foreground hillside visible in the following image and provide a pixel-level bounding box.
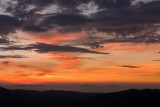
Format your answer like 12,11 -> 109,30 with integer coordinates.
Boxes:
0,87 -> 160,107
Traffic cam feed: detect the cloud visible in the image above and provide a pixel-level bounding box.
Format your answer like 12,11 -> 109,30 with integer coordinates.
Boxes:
94,0 -> 132,9
152,60 -> 160,62
2,61 -> 11,65
0,15 -> 22,39
0,42 -> 109,54
36,69 -> 54,77
23,25 -> 48,33
0,55 -> 27,59
14,69 -> 55,78
120,65 -> 141,68
22,13 -> 90,33
0,38 -> 9,44
0,14 -> 20,43
1,0 -> 160,45
12,0 -> 90,8
1,61 -> 13,67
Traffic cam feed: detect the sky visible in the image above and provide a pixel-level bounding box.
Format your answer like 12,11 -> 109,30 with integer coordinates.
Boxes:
0,0 -> 160,92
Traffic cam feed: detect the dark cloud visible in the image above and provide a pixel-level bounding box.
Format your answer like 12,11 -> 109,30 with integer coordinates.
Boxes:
17,0 -> 90,7
120,65 -> 141,68
22,13 -> 91,33
135,1 -> 160,16
43,14 -> 88,26
0,43 -> 109,54
0,38 -> 9,44
0,55 -> 27,59
152,60 -> 160,61
94,0 -> 132,9
0,15 -> 21,36
23,25 -> 48,33
6,0 -> 90,20
1,61 -> 12,66
0,15 -> 21,27
1,61 -> 13,67
1,0 -> 160,45
6,0 -> 42,19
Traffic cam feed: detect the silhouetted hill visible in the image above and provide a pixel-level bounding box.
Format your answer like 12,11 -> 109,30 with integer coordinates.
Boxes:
0,87 -> 98,107
85,89 -> 160,107
0,87 -> 160,107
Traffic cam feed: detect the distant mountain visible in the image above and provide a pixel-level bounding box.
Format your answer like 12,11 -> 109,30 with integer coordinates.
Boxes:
85,89 -> 160,107
0,87 -> 160,107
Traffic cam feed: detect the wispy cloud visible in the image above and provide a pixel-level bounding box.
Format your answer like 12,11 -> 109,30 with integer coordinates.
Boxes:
152,60 -> 160,62
0,42 -> 109,54
0,55 -> 27,58
120,65 -> 141,68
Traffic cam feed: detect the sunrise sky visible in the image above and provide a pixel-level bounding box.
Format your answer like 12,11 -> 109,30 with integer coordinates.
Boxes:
0,0 -> 160,92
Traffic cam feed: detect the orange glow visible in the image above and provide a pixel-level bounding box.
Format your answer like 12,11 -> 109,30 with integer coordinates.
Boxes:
1,33 -> 160,85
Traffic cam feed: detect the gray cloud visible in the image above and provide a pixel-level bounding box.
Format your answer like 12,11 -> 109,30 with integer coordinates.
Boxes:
0,0 -> 160,46
1,61 -> 12,65
94,0 -> 133,9
0,55 -> 27,58
0,15 -> 22,40
152,60 -> 160,61
0,42 -> 109,54
120,65 -> 141,68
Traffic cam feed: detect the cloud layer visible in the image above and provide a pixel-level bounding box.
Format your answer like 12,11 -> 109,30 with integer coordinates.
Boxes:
0,42 -> 109,54
0,55 -> 27,58
0,0 -> 160,46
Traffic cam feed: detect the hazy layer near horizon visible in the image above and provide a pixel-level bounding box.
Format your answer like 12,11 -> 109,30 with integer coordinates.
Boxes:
1,83 -> 160,93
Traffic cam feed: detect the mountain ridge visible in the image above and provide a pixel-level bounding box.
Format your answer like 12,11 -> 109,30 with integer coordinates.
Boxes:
0,87 -> 160,107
